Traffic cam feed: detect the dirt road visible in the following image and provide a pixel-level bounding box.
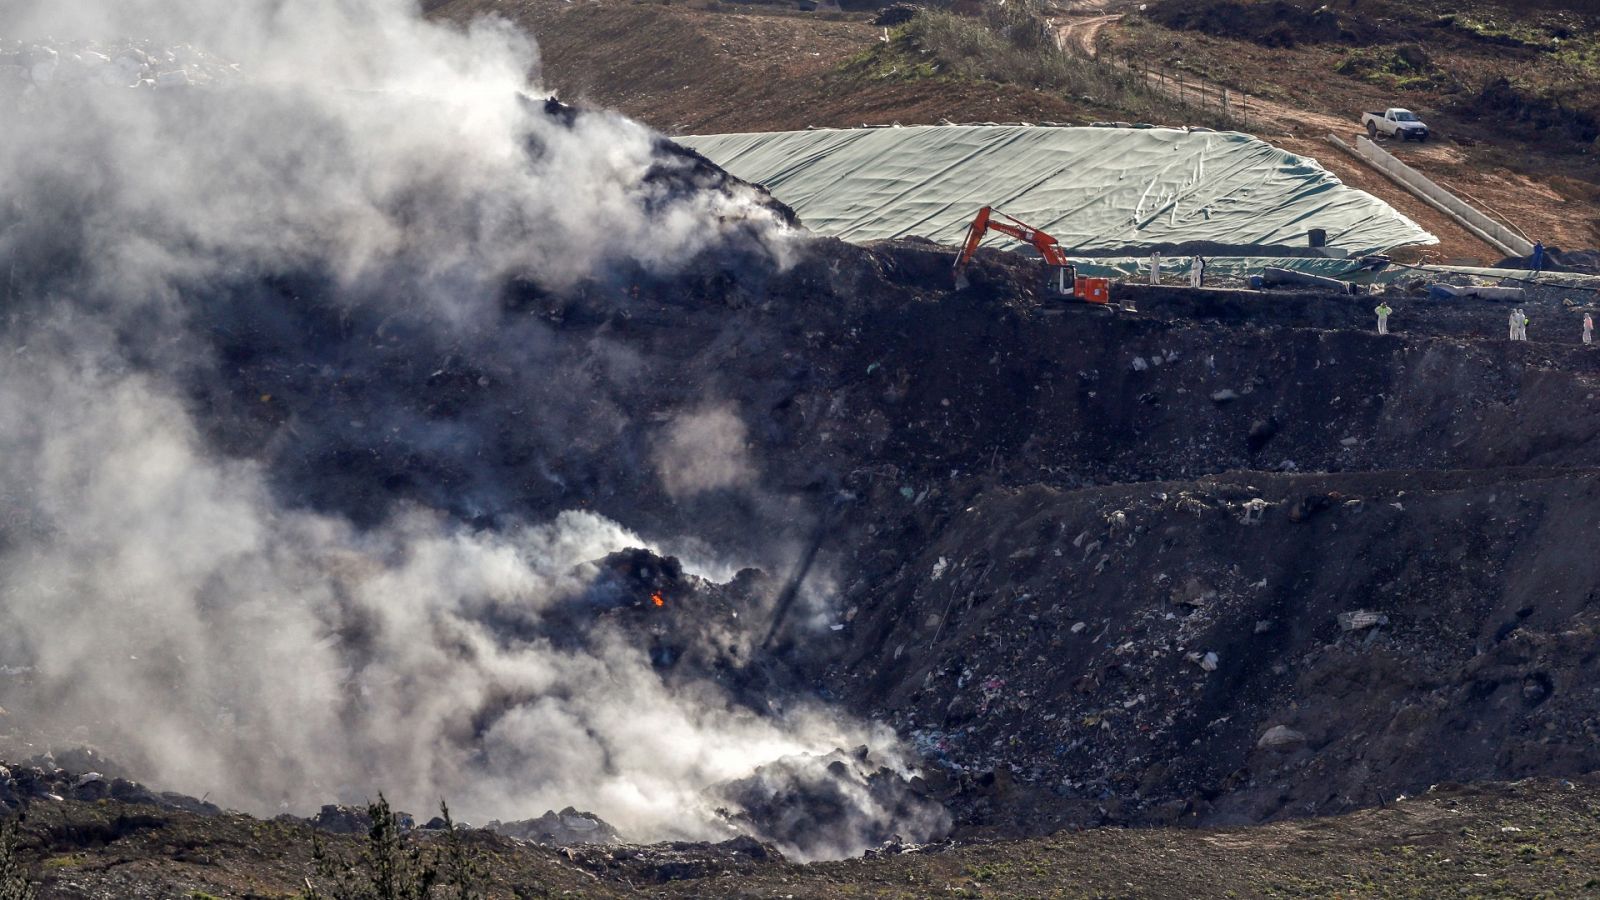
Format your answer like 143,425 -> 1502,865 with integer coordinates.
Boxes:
1054,13 -> 1121,58
1047,8 -> 1500,260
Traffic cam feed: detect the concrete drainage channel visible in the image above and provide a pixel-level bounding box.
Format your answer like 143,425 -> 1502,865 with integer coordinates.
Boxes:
1326,132 -> 1535,259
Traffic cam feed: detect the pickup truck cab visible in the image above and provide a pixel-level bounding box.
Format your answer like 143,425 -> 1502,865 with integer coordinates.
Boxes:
1363,108 -> 1430,141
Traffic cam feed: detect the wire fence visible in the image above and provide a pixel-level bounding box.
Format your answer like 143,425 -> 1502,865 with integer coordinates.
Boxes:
1114,54 -> 1267,132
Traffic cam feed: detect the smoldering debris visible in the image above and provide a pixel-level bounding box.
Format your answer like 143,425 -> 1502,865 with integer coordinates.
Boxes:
0,758 -> 222,816
0,0 -> 922,865
708,746 -> 952,861
487,808 -> 622,846
556,834 -> 783,885
571,547 -> 773,674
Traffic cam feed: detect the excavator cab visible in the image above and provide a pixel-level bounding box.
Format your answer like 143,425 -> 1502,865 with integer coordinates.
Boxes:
952,206 -> 1112,305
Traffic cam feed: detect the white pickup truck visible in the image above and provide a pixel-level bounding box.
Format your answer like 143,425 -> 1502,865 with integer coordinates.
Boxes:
1362,108 -> 1430,142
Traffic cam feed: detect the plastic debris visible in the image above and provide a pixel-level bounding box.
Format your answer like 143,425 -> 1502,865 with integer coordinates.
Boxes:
1337,610 -> 1389,631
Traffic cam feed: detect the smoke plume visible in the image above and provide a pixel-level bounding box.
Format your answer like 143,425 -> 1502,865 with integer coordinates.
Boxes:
0,0 -> 933,860
655,406 -> 757,499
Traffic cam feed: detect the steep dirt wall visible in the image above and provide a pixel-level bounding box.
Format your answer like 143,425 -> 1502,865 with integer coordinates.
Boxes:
749,253 -> 1600,496
819,468 -> 1600,835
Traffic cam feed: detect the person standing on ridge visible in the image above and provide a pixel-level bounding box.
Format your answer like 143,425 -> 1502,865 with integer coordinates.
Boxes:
1584,311 -> 1593,345
1375,300 -> 1392,335
1531,241 -> 1546,274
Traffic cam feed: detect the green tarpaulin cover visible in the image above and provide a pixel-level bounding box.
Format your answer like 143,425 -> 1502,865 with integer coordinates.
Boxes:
681,125 -> 1437,257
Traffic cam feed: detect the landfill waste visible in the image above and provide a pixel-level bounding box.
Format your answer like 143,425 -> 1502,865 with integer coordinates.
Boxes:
708,747 -> 950,861
3,24 -> 1600,860
488,808 -> 623,846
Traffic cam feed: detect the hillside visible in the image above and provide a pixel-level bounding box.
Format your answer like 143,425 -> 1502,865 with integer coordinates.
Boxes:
430,0 -> 1085,133
436,0 -> 1600,264
6,775 -> 1600,897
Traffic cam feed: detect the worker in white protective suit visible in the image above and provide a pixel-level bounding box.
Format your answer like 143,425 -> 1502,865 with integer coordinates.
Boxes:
1509,308 -> 1520,341
1375,301 -> 1392,335
1584,312 -> 1594,345
1518,308 -> 1530,341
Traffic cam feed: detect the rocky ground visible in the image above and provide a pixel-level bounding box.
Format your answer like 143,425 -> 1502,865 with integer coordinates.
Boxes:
8,766 -> 1600,897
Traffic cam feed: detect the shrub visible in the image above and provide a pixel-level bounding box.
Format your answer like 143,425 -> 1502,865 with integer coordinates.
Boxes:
1335,44 -> 1452,91
0,817 -> 34,900
846,0 -> 1232,127
301,796 -> 485,900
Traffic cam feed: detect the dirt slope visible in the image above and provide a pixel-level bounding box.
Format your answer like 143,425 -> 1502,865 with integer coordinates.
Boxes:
435,0 -> 1084,134
1103,1 -> 1600,258
440,0 -> 1600,264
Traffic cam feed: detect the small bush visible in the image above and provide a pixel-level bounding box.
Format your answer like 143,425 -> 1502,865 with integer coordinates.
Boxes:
0,817 -> 34,900
903,8 -> 1073,90
1335,44 -> 1452,91
301,797 -> 485,900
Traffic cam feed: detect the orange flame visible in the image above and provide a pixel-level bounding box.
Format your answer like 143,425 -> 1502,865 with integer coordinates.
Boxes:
651,592 -> 665,607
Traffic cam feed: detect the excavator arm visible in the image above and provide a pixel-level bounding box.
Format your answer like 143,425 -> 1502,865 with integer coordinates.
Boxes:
953,206 -> 1105,303
954,206 -> 994,275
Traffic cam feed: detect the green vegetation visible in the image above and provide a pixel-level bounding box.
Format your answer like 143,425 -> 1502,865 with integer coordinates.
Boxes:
1437,11 -> 1600,76
0,817 -> 33,900
301,797 -> 484,900
843,1 -> 1070,87
1472,75 -> 1600,146
1335,44 -> 1455,91
434,803 -> 487,900
896,2 -> 1077,90
1331,43 -> 1459,92
1438,13 -> 1557,51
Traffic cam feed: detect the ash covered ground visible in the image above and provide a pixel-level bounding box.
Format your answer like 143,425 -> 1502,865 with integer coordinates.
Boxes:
3,0 -> 1600,890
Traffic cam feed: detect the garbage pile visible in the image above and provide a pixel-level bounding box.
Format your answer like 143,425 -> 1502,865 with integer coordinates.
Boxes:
826,465 -> 1600,836
0,756 -> 222,816
708,746 -> 951,860
559,834 -> 782,884
488,808 -> 622,846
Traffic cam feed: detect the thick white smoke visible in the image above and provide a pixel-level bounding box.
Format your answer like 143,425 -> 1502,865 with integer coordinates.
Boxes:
0,0 -> 922,860
654,406 -> 757,499
0,0 -> 793,318
0,344 -> 875,842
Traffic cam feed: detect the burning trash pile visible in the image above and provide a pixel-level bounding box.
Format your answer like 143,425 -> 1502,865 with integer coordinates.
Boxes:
708,746 -> 951,860
0,0 -> 933,863
4,0 -> 1598,874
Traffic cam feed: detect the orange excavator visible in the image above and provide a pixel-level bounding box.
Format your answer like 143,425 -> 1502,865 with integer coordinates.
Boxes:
952,206 -> 1110,305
